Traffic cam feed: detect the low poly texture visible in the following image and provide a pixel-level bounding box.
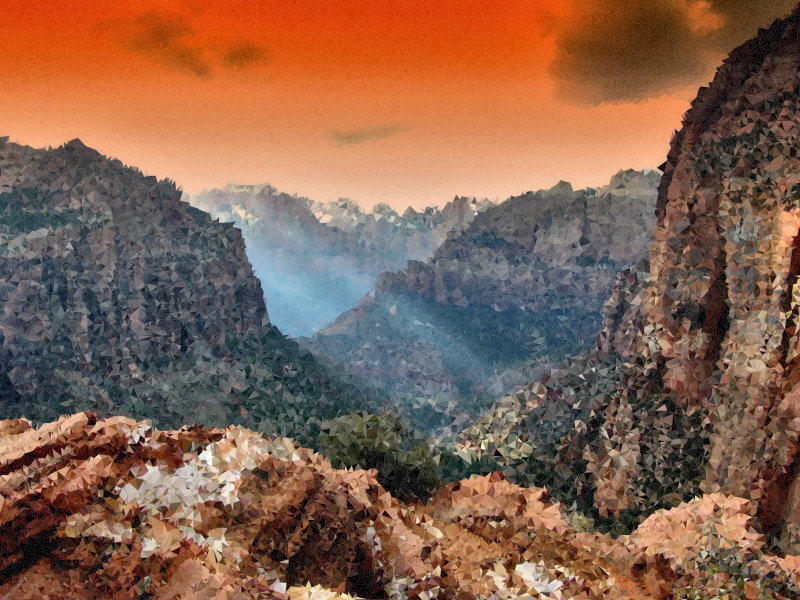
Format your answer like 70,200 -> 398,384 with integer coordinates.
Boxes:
0,137 -> 372,440
610,3 -> 800,550
302,170 -> 658,439
459,2 -> 800,555
455,259 -> 653,523
8,3 -> 800,598
191,184 -> 495,337
0,412 -> 797,600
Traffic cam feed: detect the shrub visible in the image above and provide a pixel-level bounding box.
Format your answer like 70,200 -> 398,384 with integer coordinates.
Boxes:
673,546 -> 791,600
318,410 -> 443,502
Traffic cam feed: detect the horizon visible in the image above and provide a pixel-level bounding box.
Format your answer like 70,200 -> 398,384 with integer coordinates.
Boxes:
3,135 -> 660,216
4,0 -> 798,211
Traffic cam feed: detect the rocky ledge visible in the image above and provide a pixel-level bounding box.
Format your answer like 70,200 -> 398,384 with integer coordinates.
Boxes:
0,413 -> 798,600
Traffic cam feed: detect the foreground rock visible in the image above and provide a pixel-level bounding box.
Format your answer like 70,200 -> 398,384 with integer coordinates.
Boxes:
0,413 -> 798,600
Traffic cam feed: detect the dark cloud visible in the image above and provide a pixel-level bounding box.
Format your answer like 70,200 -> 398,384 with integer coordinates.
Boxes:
329,123 -> 410,147
94,10 -> 211,79
703,0 -> 798,45
222,43 -> 271,69
548,0 -> 797,106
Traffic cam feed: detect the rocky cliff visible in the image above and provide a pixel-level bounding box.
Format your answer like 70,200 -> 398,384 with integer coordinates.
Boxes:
0,138 -> 371,442
456,3 -> 800,555
1,412 -> 798,600
589,1 -> 800,550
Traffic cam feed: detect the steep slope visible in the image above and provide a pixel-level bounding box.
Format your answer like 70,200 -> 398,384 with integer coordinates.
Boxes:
455,260 -> 654,529
590,2 -> 800,543
190,184 -> 494,337
301,170 -> 659,437
0,138 -> 371,443
456,3 -> 800,554
1,412 -> 798,600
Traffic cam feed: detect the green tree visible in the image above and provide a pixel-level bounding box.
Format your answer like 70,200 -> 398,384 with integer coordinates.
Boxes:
318,410 -> 443,502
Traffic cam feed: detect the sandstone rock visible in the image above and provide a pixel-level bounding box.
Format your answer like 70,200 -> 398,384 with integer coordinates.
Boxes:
599,3 -> 800,550
455,3 -> 800,555
7,413 -> 784,600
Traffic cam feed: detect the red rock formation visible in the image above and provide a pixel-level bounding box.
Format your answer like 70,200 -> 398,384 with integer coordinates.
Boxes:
1,413 -> 798,600
631,3 -> 800,551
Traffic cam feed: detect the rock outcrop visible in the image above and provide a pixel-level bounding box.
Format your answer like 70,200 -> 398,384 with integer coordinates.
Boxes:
1,413 -> 798,600
456,2 -> 800,554
0,138 -> 371,441
597,4 -> 800,551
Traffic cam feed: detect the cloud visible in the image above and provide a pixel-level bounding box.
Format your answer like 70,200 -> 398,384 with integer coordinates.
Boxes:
94,10 -> 211,79
703,0 -> 798,45
328,123 -> 411,147
548,0 -> 798,106
222,42 -> 271,69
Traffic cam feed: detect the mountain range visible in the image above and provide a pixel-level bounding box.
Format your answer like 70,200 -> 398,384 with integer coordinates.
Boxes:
0,138 -> 374,446
190,184 -> 495,337
300,169 -> 659,439
5,3 -> 800,597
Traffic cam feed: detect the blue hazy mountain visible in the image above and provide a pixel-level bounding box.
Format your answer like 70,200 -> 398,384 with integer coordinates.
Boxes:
189,184 -> 495,337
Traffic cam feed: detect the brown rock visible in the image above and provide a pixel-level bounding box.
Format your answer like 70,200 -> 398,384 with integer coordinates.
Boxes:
0,413 -> 683,600
3,413 -> 796,599
461,3 -> 800,555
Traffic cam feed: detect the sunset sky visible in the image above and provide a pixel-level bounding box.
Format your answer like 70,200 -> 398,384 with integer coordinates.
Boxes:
3,0 -> 798,210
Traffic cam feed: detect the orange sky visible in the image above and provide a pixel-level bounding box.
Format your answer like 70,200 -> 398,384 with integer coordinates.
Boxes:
2,0 -> 797,210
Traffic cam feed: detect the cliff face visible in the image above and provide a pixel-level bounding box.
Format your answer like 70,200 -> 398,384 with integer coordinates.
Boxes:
190,185 -> 494,337
0,138 -> 369,440
1,412 -> 798,600
607,5 -> 800,551
446,4 -> 800,553
301,170 -> 659,438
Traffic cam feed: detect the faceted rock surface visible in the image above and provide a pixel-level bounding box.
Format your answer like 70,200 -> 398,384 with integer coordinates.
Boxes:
605,4 -> 800,551
455,4 -> 800,554
0,138 -> 371,441
302,170 -> 659,438
1,413 -> 798,600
